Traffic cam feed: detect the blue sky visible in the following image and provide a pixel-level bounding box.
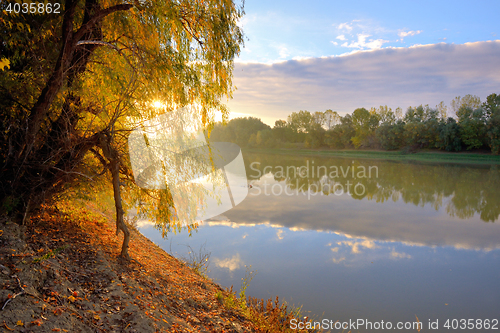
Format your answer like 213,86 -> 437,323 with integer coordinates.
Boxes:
238,0 -> 499,63
226,0 -> 500,125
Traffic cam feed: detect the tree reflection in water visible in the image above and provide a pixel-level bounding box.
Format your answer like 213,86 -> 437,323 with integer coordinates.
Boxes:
244,153 -> 500,222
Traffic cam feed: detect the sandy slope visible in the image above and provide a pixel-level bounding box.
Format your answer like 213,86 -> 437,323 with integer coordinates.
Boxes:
0,207 -> 257,333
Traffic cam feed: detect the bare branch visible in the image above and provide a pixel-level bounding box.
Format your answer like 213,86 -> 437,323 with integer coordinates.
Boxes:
50,166 -> 94,182
76,40 -> 119,50
1,276 -> 26,310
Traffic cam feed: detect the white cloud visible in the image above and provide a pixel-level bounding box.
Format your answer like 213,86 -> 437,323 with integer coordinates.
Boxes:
276,229 -> 285,240
337,239 -> 379,253
333,19 -> 391,51
390,249 -> 412,259
278,45 -> 290,59
398,30 -> 422,38
341,33 -> 388,50
337,22 -> 353,31
135,219 -> 155,228
213,253 -> 243,271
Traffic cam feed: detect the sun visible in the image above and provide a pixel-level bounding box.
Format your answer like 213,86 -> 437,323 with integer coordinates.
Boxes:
152,101 -> 164,109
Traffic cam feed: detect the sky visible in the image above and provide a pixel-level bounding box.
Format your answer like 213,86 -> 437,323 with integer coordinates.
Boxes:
225,0 -> 500,126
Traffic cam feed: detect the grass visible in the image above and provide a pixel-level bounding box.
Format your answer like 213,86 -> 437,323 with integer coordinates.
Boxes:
175,242 -> 211,279
32,245 -> 68,263
164,234 -> 315,331
245,296 -> 316,332
246,147 -> 500,165
218,266 -> 317,332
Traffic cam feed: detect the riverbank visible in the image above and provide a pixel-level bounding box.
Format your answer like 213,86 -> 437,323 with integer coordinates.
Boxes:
0,203 -> 310,332
245,148 -> 500,165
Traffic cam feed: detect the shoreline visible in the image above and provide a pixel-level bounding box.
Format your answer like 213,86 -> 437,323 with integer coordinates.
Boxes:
0,204 -> 310,332
244,148 -> 500,165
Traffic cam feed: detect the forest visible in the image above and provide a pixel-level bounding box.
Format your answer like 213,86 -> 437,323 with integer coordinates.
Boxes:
210,93 -> 500,154
0,0 -> 245,259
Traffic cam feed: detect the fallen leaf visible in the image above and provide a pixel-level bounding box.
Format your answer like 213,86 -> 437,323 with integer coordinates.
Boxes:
31,319 -> 43,326
68,295 -> 76,303
2,321 -> 14,331
16,320 -> 23,326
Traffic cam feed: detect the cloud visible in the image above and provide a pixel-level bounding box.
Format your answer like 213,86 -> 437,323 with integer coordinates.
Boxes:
398,30 -> 422,38
340,33 -> 388,50
332,257 -> 346,264
337,240 -> 379,253
213,253 -> 243,271
390,249 -> 412,259
278,45 -> 290,59
333,19 -> 391,51
337,22 -> 353,31
135,219 -> 155,228
228,41 -> 500,125
276,229 -> 285,240
327,237 -> 413,264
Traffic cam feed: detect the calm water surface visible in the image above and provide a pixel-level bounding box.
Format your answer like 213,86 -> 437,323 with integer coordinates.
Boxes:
139,152 -> 500,332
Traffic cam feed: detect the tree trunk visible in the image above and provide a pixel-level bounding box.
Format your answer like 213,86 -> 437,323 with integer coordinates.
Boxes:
110,156 -> 130,259
22,0 -> 78,158
100,134 -> 130,259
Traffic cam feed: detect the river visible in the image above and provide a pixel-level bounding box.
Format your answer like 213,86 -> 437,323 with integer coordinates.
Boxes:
138,152 -> 500,332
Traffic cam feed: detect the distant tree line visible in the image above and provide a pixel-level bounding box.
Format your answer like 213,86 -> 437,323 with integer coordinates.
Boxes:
210,93 -> 500,154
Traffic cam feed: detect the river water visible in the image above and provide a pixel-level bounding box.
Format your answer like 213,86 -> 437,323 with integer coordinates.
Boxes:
138,152 -> 500,332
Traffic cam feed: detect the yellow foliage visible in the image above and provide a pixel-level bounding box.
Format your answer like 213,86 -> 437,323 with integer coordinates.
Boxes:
0,58 -> 10,71
351,136 -> 363,148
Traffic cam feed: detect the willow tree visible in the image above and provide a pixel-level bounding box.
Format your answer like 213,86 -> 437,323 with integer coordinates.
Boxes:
0,0 -> 244,258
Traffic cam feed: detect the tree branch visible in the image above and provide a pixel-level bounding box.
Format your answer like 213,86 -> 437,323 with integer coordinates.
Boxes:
50,166 -> 95,182
76,40 -> 119,50
73,4 -> 133,43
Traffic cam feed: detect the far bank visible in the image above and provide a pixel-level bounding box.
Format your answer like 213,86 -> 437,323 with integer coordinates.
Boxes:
244,148 -> 500,165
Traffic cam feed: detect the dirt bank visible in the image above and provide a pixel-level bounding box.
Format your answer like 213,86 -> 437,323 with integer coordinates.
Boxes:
0,206 -> 259,333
